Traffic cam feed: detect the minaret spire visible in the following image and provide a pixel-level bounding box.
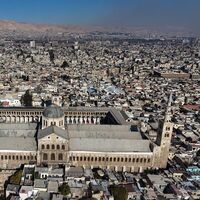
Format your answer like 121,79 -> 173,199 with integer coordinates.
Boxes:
154,93 -> 174,168
164,93 -> 172,123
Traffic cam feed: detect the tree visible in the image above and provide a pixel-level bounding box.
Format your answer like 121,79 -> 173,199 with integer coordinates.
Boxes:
49,50 -> 54,63
58,183 -> 70,196
9,170 -> 23,185
80,198 -> 97,200
196,150 -> 200,157
0,195 -> 6,200
61,60 -> 69,68
21,90 -> 33,107
109,186 -> 128,200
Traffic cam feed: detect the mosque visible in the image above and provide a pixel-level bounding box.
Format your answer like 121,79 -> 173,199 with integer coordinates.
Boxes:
0,95 -> 173,172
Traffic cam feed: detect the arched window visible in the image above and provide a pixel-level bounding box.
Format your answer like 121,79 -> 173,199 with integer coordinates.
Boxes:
165,133 -> 170,137
52,144 -> 55,150
57,145 -> 60,150
51,153 -> 55,160
42,144 -> 45,149
62,145 -> 65,150
47,144 -> 50,149
24,155 -> 26,160
16,155 -> 18,160
43,153 -> 48,160
1,155 -> 3,160
58,153 -> 63,161
20,156 -> 22,160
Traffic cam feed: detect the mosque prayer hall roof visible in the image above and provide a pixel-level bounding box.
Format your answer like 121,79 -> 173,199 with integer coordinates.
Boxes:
69,138 -> 151,153
38,125 -> 68,139
0,123 -> 37,152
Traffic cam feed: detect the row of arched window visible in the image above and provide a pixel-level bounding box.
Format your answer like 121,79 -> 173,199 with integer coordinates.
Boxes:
43,121 -> 64,127
41,144 -> 65,150
69,155 -> 151,164
0,111 -> 41,115
43,153 -> 63,161
0,154 -> 36,160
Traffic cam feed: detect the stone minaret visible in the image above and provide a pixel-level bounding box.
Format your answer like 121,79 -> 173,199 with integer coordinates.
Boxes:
155,93 -> 173,168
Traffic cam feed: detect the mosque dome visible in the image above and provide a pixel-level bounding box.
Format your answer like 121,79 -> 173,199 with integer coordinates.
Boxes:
43,105 -> 64,118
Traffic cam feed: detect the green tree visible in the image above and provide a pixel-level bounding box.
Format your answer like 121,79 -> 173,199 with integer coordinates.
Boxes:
61,60 -> 69,68
196,150 -> 200,157
58,183 -> 70,196
21,90 -> 33,107
49,50 -> 54,63
110,186 -> 128,200
9,170 -> 23,185
0,195 -> 6,200
80,198 -> 97,200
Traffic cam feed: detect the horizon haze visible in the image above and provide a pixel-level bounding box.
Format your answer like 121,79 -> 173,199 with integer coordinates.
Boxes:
0,0 -> 199,36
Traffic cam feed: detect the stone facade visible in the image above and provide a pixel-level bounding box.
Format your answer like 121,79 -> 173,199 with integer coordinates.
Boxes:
38,133 -> 68,166
0,152 -> 37,169
0,98 -> 173,172
68,152 -> 153,172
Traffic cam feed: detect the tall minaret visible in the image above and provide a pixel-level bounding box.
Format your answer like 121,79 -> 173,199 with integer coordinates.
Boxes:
155,93 -> 173,168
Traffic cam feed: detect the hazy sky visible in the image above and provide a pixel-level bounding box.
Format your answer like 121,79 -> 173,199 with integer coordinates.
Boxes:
0,0 -> 199,29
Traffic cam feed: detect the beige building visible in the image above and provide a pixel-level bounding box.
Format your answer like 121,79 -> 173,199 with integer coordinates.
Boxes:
0,96 -> 173,172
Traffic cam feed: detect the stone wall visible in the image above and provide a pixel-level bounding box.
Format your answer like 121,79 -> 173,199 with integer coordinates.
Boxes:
0,152 -> 37,169
68,152 -> 153,172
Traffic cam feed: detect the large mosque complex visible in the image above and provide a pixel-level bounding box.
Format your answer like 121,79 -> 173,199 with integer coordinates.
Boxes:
0,95 -> 173,172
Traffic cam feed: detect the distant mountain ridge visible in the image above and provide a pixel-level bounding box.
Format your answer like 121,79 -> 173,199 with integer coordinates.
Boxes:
0,19 -> 198,37
0,20 -> 86,33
